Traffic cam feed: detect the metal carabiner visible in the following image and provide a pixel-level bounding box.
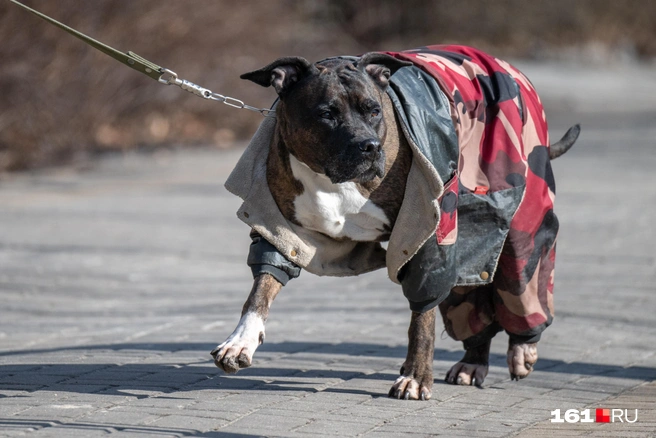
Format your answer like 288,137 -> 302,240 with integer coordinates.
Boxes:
158,68 -> 181,86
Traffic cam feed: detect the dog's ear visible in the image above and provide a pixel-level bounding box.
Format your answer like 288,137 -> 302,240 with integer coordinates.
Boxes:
240,57 -> 317,95
358,53 -> 412,89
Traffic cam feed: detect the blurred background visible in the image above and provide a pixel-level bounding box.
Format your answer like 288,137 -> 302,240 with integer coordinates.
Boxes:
1,0 -> 655,172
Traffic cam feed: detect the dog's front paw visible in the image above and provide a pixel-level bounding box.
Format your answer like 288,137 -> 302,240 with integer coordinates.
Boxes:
389,366 -> 433,401
507,342 -> 538,380
210,312 -> 265,374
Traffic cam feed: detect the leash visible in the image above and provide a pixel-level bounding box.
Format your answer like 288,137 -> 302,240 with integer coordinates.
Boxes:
8,0 -> 275,118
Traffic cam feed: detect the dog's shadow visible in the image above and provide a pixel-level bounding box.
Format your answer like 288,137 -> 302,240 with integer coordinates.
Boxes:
1,341 -> 654,398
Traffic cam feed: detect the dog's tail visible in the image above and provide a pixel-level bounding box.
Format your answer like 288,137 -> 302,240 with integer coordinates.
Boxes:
549,124 -> 580,159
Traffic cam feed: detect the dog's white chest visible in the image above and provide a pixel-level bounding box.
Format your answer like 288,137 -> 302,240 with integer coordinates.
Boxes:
289,155 -> 389,241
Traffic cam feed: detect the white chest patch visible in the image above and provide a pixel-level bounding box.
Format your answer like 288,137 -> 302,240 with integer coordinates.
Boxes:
289,155 -> 390,241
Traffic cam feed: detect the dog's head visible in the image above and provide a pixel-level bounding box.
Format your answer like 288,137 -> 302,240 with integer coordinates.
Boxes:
241,54 -> 411,184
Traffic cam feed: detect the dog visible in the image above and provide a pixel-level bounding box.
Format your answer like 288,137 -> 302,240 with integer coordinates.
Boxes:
211,45 -> 579,401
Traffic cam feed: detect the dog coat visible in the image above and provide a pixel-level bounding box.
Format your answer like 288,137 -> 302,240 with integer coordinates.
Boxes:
226,45 -> 558,347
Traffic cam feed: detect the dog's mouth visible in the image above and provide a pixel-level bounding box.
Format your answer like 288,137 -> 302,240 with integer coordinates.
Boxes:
325,154 -> 386,184
353,159 -> 385,183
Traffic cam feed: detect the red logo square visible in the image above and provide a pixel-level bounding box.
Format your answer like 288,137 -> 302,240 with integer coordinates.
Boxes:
596,408 -> 610,423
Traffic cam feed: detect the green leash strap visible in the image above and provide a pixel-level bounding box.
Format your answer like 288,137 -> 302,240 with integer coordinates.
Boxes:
9,0 -> 275,117
9,0 -> 163,81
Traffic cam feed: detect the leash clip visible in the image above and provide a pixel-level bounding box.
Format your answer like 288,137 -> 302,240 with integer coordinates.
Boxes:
158,68 -> 181,86
159,68 -> 215,99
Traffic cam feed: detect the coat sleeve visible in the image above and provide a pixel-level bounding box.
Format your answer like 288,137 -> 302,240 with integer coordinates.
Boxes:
399,236 -> 457,313
247,230 -> 301,285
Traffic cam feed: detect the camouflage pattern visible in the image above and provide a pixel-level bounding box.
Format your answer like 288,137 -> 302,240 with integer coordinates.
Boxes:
387,46 -> 558,346
436,174 -> 458,245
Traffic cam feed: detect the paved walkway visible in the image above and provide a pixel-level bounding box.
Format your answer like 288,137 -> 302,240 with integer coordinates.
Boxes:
1,62 -> 655,437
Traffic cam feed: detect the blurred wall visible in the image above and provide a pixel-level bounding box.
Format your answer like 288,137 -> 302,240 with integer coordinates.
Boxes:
1,0 -> 654,171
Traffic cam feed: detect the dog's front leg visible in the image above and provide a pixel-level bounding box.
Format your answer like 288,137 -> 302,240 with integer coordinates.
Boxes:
390,308 -> 436,400
211,274 -> 282,373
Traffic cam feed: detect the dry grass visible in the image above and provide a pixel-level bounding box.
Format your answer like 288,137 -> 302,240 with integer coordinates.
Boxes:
1,0 -> 654,171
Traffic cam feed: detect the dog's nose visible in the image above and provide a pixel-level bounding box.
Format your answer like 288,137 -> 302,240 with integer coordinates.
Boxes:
358,139 -> 381,156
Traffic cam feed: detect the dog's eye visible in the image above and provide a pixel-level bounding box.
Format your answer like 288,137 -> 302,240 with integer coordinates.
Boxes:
370,108 -> 381,118
319,111 -> 334,120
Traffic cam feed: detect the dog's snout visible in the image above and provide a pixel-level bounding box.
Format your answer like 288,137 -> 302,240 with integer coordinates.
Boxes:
358,139 -> 381,156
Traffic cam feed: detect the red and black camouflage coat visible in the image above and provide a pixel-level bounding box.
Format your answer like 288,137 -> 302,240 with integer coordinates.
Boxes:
385,46 -> 558,348
239,45 -> 559,349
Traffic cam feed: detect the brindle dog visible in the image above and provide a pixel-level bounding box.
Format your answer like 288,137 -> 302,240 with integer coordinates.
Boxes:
211,54 -> 564,400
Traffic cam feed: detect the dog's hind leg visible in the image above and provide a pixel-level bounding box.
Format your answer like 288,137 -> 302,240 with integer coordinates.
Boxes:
438,285 -> 500,387
389,308 -> 436,401
445,339 -> 491,387
211,274 -> 282,373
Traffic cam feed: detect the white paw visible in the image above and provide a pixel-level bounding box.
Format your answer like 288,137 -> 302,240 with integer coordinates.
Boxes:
389,375 -> 432,400
507,342 -> 538,380
211,312 -> 265,373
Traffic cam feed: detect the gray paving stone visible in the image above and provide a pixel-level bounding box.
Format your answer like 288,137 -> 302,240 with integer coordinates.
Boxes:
217,411 -> 313,435
24,427 -> 112,438
0,404 -> 33,417
362,431 -> 434,438
147,414 -> 230,432
294,417 -> 380,436
76,409 -> 163,427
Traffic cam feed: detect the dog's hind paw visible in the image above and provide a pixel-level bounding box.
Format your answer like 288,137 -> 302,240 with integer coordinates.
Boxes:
507,342 -> 538,380
445,361 -> 488,387
389,375 -> 432,401
445,339 -> 491,387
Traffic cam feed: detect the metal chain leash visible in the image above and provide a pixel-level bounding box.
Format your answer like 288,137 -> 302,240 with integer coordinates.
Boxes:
158,69 -> 275,118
